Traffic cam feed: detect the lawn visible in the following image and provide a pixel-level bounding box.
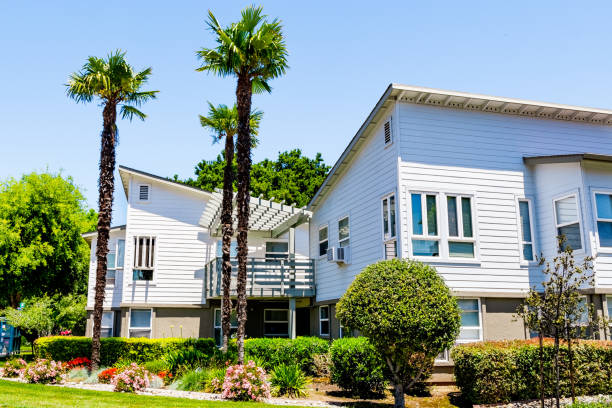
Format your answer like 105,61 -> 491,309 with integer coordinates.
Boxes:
0,380 -> 285,408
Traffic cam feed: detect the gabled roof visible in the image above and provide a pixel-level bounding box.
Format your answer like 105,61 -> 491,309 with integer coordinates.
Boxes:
524,153 -> 612,165
81,225 -> 126,242
118,165 -> 213,199
308,84 -> 612,209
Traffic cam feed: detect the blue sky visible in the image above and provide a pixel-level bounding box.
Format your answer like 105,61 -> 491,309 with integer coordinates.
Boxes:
2,1 -> 612,226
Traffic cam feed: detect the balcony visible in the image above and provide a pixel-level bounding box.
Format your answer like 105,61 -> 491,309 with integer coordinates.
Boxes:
204,257 -> 315,298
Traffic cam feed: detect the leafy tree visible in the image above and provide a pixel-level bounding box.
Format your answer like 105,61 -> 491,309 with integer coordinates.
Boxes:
197,5 -> 288,364
0,172 -> 95,308
336,259 -> 461,408
66,50 -> 158,369
177,149 -> 330,208
199,102 -> 262,354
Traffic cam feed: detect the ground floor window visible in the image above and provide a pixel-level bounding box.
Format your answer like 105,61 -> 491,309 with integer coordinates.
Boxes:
129,309 -> 152,338
101,311 -> 114,338
319,306 -> 330,337
436,349 -> 450,362
264,309 -> 289,337
339,324 -> 352,338
214,308 -> 238,346
458,299 -> 482,342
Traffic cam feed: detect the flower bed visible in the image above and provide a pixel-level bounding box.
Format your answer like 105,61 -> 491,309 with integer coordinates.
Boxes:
111,363 -> 151,393
98,367 -> 118,384
22,359 -> 66,384
0,358 -> 27,378
221,361 -> 271,401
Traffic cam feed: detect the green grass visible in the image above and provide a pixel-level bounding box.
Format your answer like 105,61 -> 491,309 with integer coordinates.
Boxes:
0,380 -> 287,408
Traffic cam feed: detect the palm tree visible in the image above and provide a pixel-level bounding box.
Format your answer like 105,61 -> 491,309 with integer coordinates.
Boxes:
66,50 -> 158,369
199,102 -> 262,353
197,5 -> 288,363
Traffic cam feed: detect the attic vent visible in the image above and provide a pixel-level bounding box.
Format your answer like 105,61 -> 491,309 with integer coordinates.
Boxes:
139,184 -> 150,201
384,120 -> 392,145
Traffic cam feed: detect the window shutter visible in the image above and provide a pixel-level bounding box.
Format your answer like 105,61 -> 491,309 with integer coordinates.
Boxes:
139,185 -> 150,201
384,120 -> 392,145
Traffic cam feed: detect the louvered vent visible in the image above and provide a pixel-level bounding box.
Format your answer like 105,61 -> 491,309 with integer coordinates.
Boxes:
384,120 -> 392,145
139,185 -> 150,201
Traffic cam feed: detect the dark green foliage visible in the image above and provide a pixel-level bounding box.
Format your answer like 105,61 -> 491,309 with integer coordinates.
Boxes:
452,340 -> 612,405
34,337 -> 218,367
175,368 -> 210,392
164,348 -> 209,375
329,337 -> 387,398
177,149 -> 330,208
143,359 -> 168,374
242,336 -> 329,374
270,364 -> 310,398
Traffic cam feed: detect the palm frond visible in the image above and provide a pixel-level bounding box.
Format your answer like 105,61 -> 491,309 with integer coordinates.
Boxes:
120,105 -> 146,121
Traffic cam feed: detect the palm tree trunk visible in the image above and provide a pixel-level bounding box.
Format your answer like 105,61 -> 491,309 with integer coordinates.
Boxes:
90,102 -> 117,370
221,137 -> 235,353
234,73 -> 253,364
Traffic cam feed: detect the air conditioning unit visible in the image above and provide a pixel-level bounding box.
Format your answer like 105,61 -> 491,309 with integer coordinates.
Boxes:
327,246 -> 350,264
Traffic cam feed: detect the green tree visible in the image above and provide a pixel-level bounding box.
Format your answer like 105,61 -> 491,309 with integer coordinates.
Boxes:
199,102 -> 262,353
66,50 -> 158,369
336,259 -> 461,408
197,5 -> 288,364
0,172 -> 95,308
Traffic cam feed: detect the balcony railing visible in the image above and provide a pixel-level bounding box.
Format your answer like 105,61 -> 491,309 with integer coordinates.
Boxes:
204,257 -> 315,298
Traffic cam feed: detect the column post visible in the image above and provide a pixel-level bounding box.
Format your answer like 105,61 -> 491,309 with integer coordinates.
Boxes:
289,298 -> 296,339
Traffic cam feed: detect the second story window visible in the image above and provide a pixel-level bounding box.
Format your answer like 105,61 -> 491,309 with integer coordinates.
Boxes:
411,193 -> 439,257
447,195 -> 475,258
265,242 -> 289,260
518,200 -> 535,261
318,226 -> 328,257
595,193 -> 612,247
338,217 -> 350,248
382,194 -> 397,259
106,239 -> 125,286
133,236 -> 155,281
554,195 -> 582,251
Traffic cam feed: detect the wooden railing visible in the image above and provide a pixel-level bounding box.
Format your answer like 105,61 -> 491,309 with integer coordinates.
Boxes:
204,257 -> 315,298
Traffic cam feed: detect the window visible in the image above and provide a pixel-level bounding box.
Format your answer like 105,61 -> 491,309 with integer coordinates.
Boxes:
101,311 -> 114,338
133,236 -> 155,281
214,308 -> 238,346
382,194 -> 397,259
339,325 -> 352,338
436,349 -> 450,362
384,119 -> 392,146
554,195 -> 582,250
265,242 -> 289,260
447,195 -> 475,258
411,193 -> 440,256
338,217 -> 350,248
106,240 -> 125,285
129,309 -> 152,338
138,184 -> 150,202
577,297 -> 589,325
319,306 -> 330,337
595,193 -> 612,247
318,226 -> 328,257
607,296 -> 612,324
264,309 -> 289,337
518,200 -> 535,261
458,299 -> 481,342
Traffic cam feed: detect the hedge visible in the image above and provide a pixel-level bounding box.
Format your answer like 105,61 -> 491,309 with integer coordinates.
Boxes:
34,337 -> 218,367
243,337 -> 329,374
452,339 -> 612,405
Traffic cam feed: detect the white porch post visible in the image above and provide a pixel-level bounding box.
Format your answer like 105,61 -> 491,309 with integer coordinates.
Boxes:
288,227 -> 295,259
289,297 -> 296,339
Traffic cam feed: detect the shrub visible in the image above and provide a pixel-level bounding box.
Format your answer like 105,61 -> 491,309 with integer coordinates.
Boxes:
156,370 -> 175,385
176,368 -> 209,392
98,367 -> 118,384
452,339 -> 612,405
243,337 -> 329,374
164,348 -> 209,375
0,358 -> 27,378
84,368 -> 106,384
206,367 -> 227,393
22,359 -> 66,384
330,337 -> 387,397
270,364 -> 310,398
35,336 -> 218,366
143,359 -> 168,374
66,367 -> 90,382
66,357 -> 91,370
221,361 -> 271,401
111,363 -> 151,393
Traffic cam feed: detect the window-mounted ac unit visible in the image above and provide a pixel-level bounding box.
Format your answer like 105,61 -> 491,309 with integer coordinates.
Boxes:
327,246 -> 350,264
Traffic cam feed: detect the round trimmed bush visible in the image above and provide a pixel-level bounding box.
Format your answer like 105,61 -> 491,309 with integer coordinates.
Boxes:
330,337 -> 386,397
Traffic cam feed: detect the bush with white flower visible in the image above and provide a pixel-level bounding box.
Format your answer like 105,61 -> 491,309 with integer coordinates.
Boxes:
221,360 -> 271,401
0,358 -> 27,378
22,359 -> 66,384
111,363 -> 151,393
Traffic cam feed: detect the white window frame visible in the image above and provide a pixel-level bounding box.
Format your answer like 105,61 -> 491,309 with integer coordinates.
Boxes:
605,296 -> 612,329
319,305 -> 330,337
132,236 -> 156,282
516,197 -> 537,263
128,308 -> 152,339
137,183 -> 152,203
338,216 -> 350,248
457,298 -> 483,343
381,193 -> 398,259
265,241 -> 289,260
101,311 -> 114,338
263,309 -> 289,337
435,349 -> 450,363
409,192 -> 441,258
446,194 -> 477,258
552,192 -> 584,254
214,308 -> 238,346
318,225 -> 329,258
592,189 -> 612,252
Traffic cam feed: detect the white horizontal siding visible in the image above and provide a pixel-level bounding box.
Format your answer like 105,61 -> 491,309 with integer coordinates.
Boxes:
86,229 -> 125,309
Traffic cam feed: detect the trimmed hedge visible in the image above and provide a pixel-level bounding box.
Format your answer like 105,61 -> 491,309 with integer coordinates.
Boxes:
452,339 -> 612,405
243,337 -> 329,374
330,337 -> 387,397
35,337 -> 218,367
